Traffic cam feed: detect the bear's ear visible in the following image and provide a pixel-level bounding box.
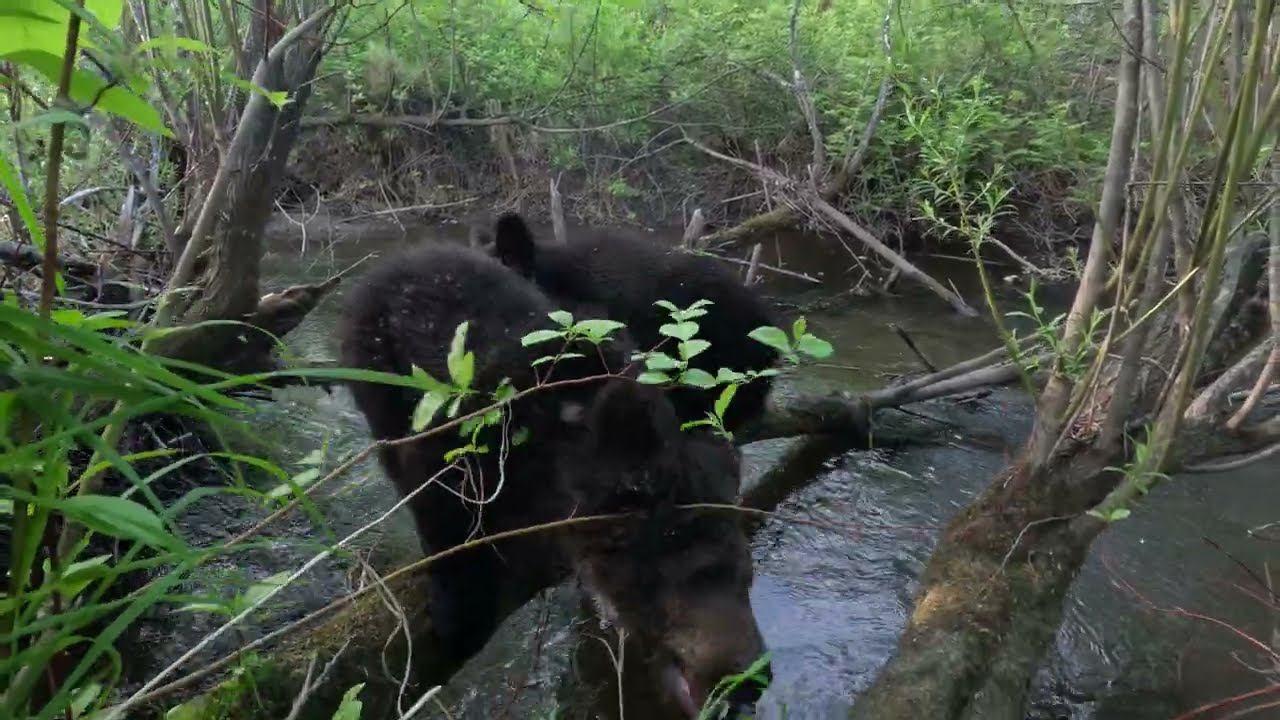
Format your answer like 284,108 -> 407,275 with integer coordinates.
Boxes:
583,379 -> 680,463
493,212 -> 538,277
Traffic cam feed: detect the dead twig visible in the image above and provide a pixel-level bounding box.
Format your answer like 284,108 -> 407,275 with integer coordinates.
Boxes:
681,208 -> 706,249
684,249 -> 820,284
281,639 -> 352,720
889,323 -> 938,373
335,197 -> 479,222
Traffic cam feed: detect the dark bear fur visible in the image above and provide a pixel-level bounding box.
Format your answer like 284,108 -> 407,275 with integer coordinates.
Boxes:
336,245 -> 767,715
490,213 -> 780,434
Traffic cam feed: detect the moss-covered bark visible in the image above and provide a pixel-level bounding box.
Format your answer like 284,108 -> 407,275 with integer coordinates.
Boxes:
149,582 -> 448,720
847,451 -> 1112,720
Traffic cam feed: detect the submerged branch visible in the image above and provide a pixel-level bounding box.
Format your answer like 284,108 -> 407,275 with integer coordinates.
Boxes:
682,135 -> 978,315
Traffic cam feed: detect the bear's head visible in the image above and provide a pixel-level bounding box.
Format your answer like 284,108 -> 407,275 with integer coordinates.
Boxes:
555,379 -> 769,718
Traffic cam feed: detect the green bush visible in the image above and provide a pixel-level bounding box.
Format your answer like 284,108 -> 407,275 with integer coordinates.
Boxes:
318,0 -> 1116,229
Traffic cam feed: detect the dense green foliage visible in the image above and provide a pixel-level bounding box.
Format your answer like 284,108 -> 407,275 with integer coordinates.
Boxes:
317,0 -> 1114,233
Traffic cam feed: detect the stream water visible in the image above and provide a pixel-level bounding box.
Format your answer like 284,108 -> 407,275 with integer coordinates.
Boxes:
130,214 -> 1280,719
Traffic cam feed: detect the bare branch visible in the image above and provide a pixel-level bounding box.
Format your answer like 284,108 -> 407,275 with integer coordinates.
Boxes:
549,174 -> 567,245
1184,440 -> 1280,473
809,196 -> 979,316
681,133 -> 977,314
1229,157 -> 1280,429
833,0 -> 897,186
1027,0 -> 1143,466
685,249 -> 820,283
788,0 -> 826,181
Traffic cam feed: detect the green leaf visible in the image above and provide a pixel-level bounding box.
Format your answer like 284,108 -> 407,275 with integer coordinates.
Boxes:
715,368 -> 748,383
55,494 -> 181,551
795,334 -> 834,359
218,71 -> 291,109
298,447 -> 326,466
512,427 -> 531,446
521,329 -> 564,346
50,307 -> 133,331
653,300 -> 679,313
0,152 -> 47,252
16,108 -> 89,130
493,381 -> 516,404
449,352 -> 475,389
536,351 -> 585,367
165,697 -> 212,720
637,371 -> 671,385
134,36 -> 214,55
410,365 -> 450,393
679,368 -> 717,389
748,326 -> 791,354
573,318 -> 626,340
1087,507 -> 1132,523
0,0 -> 123,56
47,554 -> 111,602
412,390 -> 449,432
447,322 -> 474,389
68,680 -> 103,719
669,300 -> 713,322
446,394 -> 464,418
267,468 -> 321,499
443,443 -> 482,462
331,683 -> 366,720
175,599 -> 229,616
548,310 -> 574,327
791,317 -> 807,339
9,50 -> 168,135
714,384 -> 738,419
241,570 -> 290,608
679,339 -> 711,360
643,352 -> 681,371
447,321 -> 469,370
659,321 -> 699,341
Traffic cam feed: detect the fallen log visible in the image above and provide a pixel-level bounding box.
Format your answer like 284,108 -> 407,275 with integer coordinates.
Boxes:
0,239 -> 101,277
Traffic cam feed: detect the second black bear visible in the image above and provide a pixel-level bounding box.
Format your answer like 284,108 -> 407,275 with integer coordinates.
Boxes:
337,245 -> 769,717
490,213 -> 780,434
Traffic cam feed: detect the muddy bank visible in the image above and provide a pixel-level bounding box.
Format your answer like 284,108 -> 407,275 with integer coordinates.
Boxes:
284,120 -> 1086,276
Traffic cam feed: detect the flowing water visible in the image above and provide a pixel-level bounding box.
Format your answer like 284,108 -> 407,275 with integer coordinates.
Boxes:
132,214 -> 1280,719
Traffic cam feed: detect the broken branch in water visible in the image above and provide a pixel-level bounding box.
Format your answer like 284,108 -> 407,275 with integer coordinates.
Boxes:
890,323 -> 938,373
684,249 -> 820,284
335,197 -> 479,222
680,134 -> 979,316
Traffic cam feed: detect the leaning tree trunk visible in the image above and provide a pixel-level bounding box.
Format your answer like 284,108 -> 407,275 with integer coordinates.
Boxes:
848,0 -> 1280,716
147,8 -> 336,373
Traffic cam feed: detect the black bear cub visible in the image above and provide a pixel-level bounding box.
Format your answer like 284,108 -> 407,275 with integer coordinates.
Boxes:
490,213 -> 780,434
337,245 -> 768,717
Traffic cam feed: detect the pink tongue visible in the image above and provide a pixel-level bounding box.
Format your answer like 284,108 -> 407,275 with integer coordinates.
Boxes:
661,665 -> 700,718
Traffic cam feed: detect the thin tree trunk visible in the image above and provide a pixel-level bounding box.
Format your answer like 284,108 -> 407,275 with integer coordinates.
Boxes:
1026,0 -> 1143,467
150,10 -> 331,368
549,174 -> 567,245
